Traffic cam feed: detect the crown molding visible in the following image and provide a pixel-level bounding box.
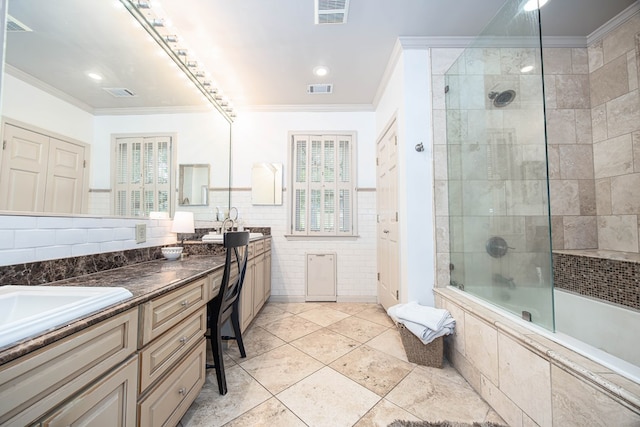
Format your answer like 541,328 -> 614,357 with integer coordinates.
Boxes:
5,65 -> 94,113
541,36 -> 587,48
93,105 -> 212,116
587,1 -> 640,45
238,104 -> 375,113
399,36 -> 475,49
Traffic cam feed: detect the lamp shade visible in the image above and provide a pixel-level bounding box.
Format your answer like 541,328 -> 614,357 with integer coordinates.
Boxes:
171,211 -> 195,234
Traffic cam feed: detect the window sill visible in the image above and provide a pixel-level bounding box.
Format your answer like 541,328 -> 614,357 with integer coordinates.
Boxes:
284,234 -> 360,241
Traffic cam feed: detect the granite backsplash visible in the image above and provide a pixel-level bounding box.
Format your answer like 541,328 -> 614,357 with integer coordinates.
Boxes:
0,227 -> 270,287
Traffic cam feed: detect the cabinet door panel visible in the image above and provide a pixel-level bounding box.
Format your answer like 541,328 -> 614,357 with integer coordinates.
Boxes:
253,253 -> 265,314
138,339 -> 206,427
0,309 -> 137,426
39,356 -> 138,427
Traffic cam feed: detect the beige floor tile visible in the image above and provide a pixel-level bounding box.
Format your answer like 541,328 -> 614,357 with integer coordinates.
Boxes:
251,305 -> 294,327
277,366 -> 381,427
354,399 -> 422,427
327,316 -> 390,343
239,344 -> 324,394
385,365 -> 496,423
181,365 -> 271,427
296,305 -> 352,326
355,305 -> 396,328
290,328 -> 361,364
223,397 -> 307,427
330,345 -> 413,396
225,325 -> 286,362
270,302 -> 325,314
366,327 -> 409,362
329,302 -> 378,315
260,314 -> 323,342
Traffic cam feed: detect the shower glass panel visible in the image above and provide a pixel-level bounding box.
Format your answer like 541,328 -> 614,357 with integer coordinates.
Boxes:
445,0 -> 554,330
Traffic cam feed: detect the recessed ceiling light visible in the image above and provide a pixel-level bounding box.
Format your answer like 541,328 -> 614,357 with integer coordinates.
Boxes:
87,72 -> 103,81
523,0 -> 548,12
313,66 -> 329,77
520,65 -> 534,73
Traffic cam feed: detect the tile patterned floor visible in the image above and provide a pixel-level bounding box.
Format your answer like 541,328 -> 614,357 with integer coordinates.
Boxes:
180,302 -> 505,427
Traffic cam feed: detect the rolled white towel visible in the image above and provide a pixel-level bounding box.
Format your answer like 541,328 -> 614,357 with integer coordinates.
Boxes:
388,302 -> 456,344
390,301 -> 451,331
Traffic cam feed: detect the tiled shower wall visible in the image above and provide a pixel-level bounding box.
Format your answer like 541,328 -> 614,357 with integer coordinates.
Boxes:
544,47 -> 597,250
589,12 -> 640,253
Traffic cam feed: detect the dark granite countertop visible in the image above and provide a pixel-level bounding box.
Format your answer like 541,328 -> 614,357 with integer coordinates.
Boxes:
0,255 -> 225,365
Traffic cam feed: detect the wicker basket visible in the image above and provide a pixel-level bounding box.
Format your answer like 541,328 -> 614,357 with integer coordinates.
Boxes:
397,323 -> 443,368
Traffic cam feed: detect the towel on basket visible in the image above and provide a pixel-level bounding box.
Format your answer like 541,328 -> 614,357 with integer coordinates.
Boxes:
387,301 -> 455,344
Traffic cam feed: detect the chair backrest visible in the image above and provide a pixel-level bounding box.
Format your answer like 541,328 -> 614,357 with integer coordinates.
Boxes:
211,231 -> 250,323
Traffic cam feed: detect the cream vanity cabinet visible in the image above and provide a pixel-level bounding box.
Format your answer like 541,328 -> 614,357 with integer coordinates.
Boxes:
0,270 -> 222,427
0,309 -> 139,426
239,237 -> 272,331
137,273 -> 216,427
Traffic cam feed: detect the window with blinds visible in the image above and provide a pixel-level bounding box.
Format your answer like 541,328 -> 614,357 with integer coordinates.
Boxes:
113,135 -> 173,217
291,133 -> 356,236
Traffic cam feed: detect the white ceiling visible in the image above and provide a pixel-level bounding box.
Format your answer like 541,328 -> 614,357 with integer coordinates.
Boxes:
4,0 -> 638,113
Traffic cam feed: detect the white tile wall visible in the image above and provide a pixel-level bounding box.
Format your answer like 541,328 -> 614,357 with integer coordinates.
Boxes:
230,189 -> 377,302
0,214 -> 175,266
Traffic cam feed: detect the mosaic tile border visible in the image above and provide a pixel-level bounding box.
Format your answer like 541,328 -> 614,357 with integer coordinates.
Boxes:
553,252 -> 640,311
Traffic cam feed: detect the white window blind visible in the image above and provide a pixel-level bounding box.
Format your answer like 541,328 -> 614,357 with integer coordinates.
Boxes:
113,136 -> 172,217
291,133 -> 356,236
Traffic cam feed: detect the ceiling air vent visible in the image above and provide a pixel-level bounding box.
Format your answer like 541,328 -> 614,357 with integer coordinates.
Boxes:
314,0 -> 350,24
307,84 -> 333,94
6,15 -> 33,32
103,88 -> 137,98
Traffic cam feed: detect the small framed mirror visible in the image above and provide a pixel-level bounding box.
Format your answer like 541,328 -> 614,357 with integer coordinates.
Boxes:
252,163 -> 283,205
179,164 -> 210,206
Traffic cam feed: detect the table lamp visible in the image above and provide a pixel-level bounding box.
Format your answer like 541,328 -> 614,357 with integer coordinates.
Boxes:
171,211 -> 195,247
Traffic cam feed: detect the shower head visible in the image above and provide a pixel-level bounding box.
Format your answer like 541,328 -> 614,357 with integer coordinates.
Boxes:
488,89 -> 516,107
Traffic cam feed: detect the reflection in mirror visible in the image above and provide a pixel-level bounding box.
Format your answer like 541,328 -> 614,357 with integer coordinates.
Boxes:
252,163 -> 283,205
1,0 -> 232,218
179,164 -> 210,206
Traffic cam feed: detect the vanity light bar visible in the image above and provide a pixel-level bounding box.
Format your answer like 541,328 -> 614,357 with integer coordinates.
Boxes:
120,0 -> 234,122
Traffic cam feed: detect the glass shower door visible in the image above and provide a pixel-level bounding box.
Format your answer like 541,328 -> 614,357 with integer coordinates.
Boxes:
445,0 -> 554,330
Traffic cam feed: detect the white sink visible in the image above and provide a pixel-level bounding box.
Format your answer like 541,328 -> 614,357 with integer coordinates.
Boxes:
202,232 -> 263,242
0,285 -> 133,348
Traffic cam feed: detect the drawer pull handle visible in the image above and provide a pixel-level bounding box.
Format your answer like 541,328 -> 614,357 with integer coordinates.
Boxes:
181,300 -> 188,307
179,337 -> 187,344
178,387 -> 186,395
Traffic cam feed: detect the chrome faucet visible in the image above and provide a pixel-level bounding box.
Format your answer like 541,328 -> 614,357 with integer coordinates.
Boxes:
221,217 -> 235,233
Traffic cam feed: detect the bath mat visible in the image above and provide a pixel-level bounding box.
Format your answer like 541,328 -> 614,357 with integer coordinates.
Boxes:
388,421 -> 508,427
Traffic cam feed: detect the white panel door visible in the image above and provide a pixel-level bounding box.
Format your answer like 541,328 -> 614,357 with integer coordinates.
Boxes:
376,120 -> 399,309
44,137 -> 86,214
0,124 -> 49,211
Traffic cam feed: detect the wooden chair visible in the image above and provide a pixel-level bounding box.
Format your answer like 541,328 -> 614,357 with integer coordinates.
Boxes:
206,230 -> 249,395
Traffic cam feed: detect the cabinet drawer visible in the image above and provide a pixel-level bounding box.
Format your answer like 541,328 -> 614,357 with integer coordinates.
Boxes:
0,309 -> 138,426
138,338 -> 206,427
139,307 -> 207,393
38,355 -> 138,427
264,237 -> 271,251
139,277 -> 207,347
247,241 -> 255,258
253,239 -> 264,255
209,268 -> 223,300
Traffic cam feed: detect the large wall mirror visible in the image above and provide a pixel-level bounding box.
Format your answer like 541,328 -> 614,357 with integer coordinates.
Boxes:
0,0 -> 231,218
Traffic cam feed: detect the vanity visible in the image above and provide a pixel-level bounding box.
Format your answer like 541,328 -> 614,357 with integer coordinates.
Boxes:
0,235 -> 271,427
